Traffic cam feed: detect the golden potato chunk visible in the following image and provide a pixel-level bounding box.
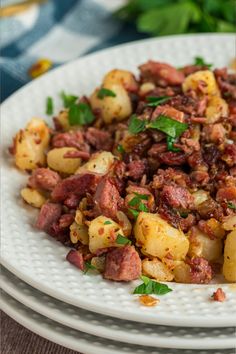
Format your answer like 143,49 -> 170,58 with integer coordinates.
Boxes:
188,228 -> 223,261
88,216 -> 125,254
103,69 -> 138,90
70,221 -> 89,245
90,83 -> 132,124
21,187 -> 46,208
205,96 -> 228,124
142,258 -> 174,281
223,230 -> 236,282
182,70 -> 219,96
76,151 -> 115,175
173,262 -> 191,283
14,118 -> 50,171
134,212 -> 189,260
47,147 -> 81,174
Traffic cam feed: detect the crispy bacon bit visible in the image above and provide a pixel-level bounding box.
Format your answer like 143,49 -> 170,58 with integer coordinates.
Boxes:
188,257 -> 212,284
139,295 -> 159,307
212,288 -> 226,302
139,61 -> 184,86
85,127 -> 113,151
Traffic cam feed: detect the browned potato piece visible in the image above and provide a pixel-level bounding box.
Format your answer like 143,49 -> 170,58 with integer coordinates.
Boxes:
142,258 -> 174,281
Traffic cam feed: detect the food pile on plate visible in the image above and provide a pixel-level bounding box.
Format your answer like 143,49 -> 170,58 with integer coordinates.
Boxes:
10,58 -> 236,287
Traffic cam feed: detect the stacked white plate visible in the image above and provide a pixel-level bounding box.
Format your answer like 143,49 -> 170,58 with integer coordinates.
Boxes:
1,34 -> 236,354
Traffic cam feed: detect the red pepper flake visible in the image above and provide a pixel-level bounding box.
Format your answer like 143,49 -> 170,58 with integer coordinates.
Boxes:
98,227 -> 104,235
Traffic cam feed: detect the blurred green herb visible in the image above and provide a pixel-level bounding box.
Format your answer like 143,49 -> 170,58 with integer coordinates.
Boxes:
60,91 -> 78,108
46,97 -> 54,115
194,56 -> 212,68
133,275 -> 173,295
227,202 -> 236,210
115,0 -> 236,36
97,88 -> 116,99
68,103 -> 95,126
146,96 -> 170,107
116,234 -> 132,245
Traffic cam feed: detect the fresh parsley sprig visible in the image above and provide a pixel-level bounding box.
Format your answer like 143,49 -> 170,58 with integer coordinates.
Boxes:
116,234 -> 132,245
194,56 -> 212,69
128,192 -> 149,219
60,91 -> 78,108
227,202 -> 236,210
97,88 -> 116,99
68,103 -> 95,126
46,97 -> 54,115
146,96 -> 170,107
133,275 -> 173,295
128,115 -> 147,134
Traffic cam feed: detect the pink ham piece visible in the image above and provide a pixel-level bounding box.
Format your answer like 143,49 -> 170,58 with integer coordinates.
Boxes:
28,168 -> 61,191
139,61 -> 184,86
94,178 -> 121,219
36,202 -> 62,231
103,246 -> 141,281
85,127 -> 113,151
66,249 -> 85,271
51,173 -> 101,202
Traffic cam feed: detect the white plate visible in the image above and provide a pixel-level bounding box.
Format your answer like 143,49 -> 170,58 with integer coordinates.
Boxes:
1,34 -> 236,327
1,291 -> 236,354
1,267 -> 235,350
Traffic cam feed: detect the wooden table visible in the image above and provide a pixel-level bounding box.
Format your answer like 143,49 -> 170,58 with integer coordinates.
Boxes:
1,311 -> 82,354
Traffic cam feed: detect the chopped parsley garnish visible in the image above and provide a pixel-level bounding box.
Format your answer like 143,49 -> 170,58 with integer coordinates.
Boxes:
60,91 -> 78,108
46,97 -> 54,115
97,88 -> 116,99
128,208 -> 140,219
117,144 -> 125,154
128,193 -> 149,218
104,220 -> 112,225
146,96 -> 170,107
227,202 -> 236,210
128,115 -> 147,134
83,261 -> 96,274
166,136 -> 181,152
149,115 -> 188,138
194,56 -> 212,69
133,275 -> 173,295
116,234 -> 132,245
68,103 -> 95,126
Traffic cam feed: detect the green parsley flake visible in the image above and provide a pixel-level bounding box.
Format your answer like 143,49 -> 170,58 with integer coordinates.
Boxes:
97,88 -> 116,99
68,103 -> 95,126
166,136 -> 181,152
83,261 -> 97,274
60,91 -> 78,108
104,220 -> 112,225
194,56 -> 212,69
133,275 -> 172,295
128,193 -> 149,217
128,115 -> 147,134
117,144 -> 125,154
146,96 -> 170,107
128,208 -> 139,219
46,97 -> 54,115
116,234 -> 132,245
227,202 -> 236,210
148,115 -> 188,138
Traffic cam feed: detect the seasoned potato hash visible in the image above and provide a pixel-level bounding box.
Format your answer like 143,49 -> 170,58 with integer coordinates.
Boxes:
10,58 -> 236,286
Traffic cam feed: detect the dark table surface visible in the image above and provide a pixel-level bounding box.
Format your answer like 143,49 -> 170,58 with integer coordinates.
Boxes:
1,311 -> 82,354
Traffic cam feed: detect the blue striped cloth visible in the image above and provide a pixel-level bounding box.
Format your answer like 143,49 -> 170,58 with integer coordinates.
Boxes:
1,0 -> 146,102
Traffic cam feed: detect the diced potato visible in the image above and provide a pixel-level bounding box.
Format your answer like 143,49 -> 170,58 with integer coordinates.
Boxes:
20,187 -> 46,208
134,212 -> 189,260
182,70 -> 219,96
91,256 -> 106,272
223,230 -> 236,282
204,218 -> 225,239
56,110 -> 70,131
14,118 -> 50,170
139,82 -> 155,96
88,216 -> 125,254
142,258 -> 174,281
75,209 -> 84,225
116,211 -> 132,237
103,69 -> 138,91
188,228 -> 223,261
222,215 -> 236,231
47,147 -> 81,174
192,190 -> 209,207
205,96 -> 229,124
70,221 -> 89,245
76,151 -> 115,175
90,83 -> 132,124
173,262 -> 191,283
